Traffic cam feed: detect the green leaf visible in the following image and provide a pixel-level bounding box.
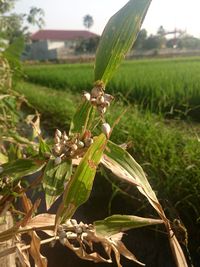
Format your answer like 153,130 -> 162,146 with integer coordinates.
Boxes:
0,152 -> 8,164
0,158 -> 45,180
3,37 -> 25,60
102,141 -> 162,217
56,134 -> 107,223
3,37 -> 24,79
43,159 -> 72,209
102,142 -> 189,267
94,214 -> 163,237
39,138 -> 51,157
69,100 -> 95,136
95,0 -> 152,84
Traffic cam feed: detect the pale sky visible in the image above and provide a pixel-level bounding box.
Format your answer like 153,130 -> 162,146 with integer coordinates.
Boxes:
14,0 -> 200,37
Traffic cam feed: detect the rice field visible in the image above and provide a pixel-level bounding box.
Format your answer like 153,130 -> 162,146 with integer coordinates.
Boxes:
24,57 -> 200,120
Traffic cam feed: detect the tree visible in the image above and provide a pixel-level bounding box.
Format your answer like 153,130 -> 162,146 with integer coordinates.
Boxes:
75,36 -> 100,53
157,26 -> 166,48
143,34 -> 162,50
133,28 -> 147,49
83,14 -> 94,30
0,0 -> 16,13
157,25 -> 165,36
0,1 -> 45,45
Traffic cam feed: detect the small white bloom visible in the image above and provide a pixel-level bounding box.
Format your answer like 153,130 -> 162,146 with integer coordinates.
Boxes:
102,123 -> 111,137
71,144 -> 78,151
83,92 -> 91,101
55,129 -> 62,138
54,157 -> 62,165
77,141 -> 84,148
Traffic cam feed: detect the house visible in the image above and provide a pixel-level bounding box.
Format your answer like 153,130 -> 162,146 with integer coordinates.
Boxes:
28,29 -> 98,61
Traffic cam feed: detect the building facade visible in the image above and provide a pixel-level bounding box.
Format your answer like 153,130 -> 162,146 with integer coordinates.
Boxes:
28,30 -> 98,61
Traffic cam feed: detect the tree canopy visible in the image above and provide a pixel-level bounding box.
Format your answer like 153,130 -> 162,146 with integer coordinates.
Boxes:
83,14 -> 94,30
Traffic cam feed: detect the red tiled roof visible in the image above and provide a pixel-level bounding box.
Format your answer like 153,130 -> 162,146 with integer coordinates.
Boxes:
31,30 -> 98,41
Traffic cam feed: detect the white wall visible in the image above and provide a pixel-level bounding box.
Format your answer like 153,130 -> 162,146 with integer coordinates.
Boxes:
47,40 -> 65,50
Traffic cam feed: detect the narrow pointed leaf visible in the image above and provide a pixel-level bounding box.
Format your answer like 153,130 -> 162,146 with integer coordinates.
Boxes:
102,141 -> 161,213
56,134 -> 107,224
43,159 -> 72,209
69,100 -> 95,135
94,214 -> 163,237
169,232 -> 189,267
0,158 -> 45,180
102,141 -> 188,267
95,0 -> 152,84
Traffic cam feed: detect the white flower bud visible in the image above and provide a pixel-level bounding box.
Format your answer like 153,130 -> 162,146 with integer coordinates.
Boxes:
77,141 -> 84,148
63,132 -> 69,141
54,144 -> 61,154
83,92 -> 91,101
55,129 -> 62,138
102,123 -> 111,137
66,232 -> 77,239
70,219 -> 77,225
75,226 -> 83,234
54,156 -> 62,165
71,144 -> 78,151
54,136 -> 60,144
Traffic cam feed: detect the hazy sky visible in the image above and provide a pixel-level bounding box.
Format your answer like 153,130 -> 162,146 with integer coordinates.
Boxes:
14,0 -> 200,37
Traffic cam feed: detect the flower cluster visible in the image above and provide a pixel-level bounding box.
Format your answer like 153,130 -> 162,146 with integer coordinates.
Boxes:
83,82 -> 114,115
53,129 -> 93,161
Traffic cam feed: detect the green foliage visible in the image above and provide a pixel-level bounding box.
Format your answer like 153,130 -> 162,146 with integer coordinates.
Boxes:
43,159 -> 72,209
69,101 -> 95,136
0,158 -> 45,181
94,215 -> 163,236
0,0 -> 16,13
25,57 -> 200,121
94,0 -> 152,84
56,133 -> 107,223
104,140 -> 158,204
0,1 -> 44,45
3,37 -> 24,79
75,36 -> 99,54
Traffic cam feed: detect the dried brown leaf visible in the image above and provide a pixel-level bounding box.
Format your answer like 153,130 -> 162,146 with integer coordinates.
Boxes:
111,238 -> 145,266
168,228 -> 188,267
16,243 -> 31,267
29,232 -> 47,267
26,214 -> 55,236
63,237 -> 110,263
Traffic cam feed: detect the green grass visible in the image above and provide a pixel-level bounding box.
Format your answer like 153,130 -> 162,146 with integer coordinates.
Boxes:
15,81 -> 78,131
24,57 -> 200,120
